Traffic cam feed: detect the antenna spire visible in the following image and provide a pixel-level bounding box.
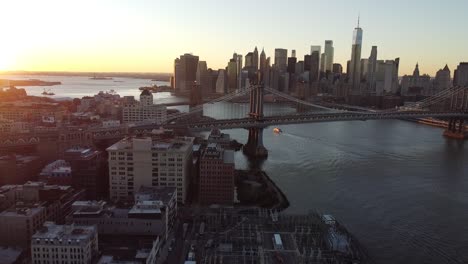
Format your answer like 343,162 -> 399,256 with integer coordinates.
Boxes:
357,14 -> 360,28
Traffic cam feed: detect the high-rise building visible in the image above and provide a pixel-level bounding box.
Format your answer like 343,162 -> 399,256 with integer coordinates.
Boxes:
175,54 -> 199,92
320,53 -> 326,73
245,52 -> 254,68
304,55 -> 311,71
287,56 -> 297,74
227,59 -> 238,92
349,18 -> 363,94
107,133 -> 194,204
454,62 -> 468,86
324,40 -> 334,72
360,59 -> 369,82
0,205 -> 47,247
216,69 -> 227,94
310,46 -> 321,57
31,223 -> 98,264
253,46 -> 259,70
291,49 -> 296,58
260,48 -> 267,72
236,54 -> 243,90
274,49 -> 288,72
310,51 -> 320,82
332,63 -> 343,74
199,143 -> 235,205
367,46 -> 378,93
434,65 -> 451,91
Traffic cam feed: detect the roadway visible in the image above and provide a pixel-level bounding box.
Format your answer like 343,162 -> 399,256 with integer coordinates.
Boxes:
133,111 -> 468,132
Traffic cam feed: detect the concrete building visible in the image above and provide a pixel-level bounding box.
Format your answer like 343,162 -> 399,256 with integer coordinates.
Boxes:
367,46 -> 378,93
199,143 -> 235,205
434,65 -> 451,91
453,62 -> 468,87
259,48 -> 267,73
216,69 -> 227,94
31,222 -> 98,264
349,19 -> 363,95
97,237 -> 160,264
0,154 -> 43,185
333,63 -> 343,74
107,134 -> 194,203
401,63 -> 432,96
122,90 -> 167,124
207,128 -> 231,149
174,54 -> 199,92
227,59 -> 238,93
69,187 -> 176,239
274,49 -> 288,72
375,59 -> 400,95
0,204 -> 48,248
38,160 -> 72,186
64,147 -> 106,200
324,40 -> 334,72
253,46 -> 259,70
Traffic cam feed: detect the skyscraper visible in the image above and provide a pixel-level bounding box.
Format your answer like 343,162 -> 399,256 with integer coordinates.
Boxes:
310,51 -> 320,82
260,48 -> 267,72
253,46 -> 259,70
291,49 -> 296,58
310,46 -> 321,57
287,56 -> 297,74
367,46 -> 378,93
245,52 -> 254,68
176,54 -> 199,92
324,40 -> 334,72
236,54 -> 243,90
227,59 -> 238,92
332,63 -> 343,74
434,65 -> 451,91
349,18 -> 363,94
454,62 -> 468,86
274,48 -> 288,72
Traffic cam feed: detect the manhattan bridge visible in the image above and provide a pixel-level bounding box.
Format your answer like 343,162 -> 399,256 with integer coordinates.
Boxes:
131,72 -> 468,157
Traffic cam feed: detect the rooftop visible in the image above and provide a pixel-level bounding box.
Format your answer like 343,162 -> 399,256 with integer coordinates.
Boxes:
0,247 -> 23,264
107,136 -> 194,152
32,222 -> 96,246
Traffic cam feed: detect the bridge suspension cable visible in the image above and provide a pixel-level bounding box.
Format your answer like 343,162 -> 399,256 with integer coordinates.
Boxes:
263,86 -> 343,112
404,86 -> 466,110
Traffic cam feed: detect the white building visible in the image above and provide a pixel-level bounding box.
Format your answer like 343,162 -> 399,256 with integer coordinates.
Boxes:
107,134 -> 194,203
31,222 -> 98,264
122,90 -> 167,124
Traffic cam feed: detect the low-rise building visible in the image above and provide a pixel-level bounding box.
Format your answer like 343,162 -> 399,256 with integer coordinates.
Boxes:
69,186 -> 176,239
0,155 -> 43,185
31,222 -> 98,264
39,160 -> 72,185
97,237 -> 161,264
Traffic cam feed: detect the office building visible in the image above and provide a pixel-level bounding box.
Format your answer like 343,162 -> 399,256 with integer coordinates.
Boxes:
236,54 -> 243,90
245,52 -> 254,68
361,59 -> 369,82
97,237 -> 161,264
253,46 -> 259,70
310,51 -> 320,82
287,56 -> 297,74
401,63 -> 432,96
453,62 -> 468,87
70,186 -> 176,239
64,147 -> 106,200
367,46 -> 378,92
324,40 -> 334,72
227,59 -> 238,92
199,143 -> 235,205
31,222 -> 98,264
274,49 -> 288,72
38,160 -> 72,186
107,134 -> 194,203
349,19 -> 363,94
0,205 -> 48,247
260,48 -> 267,72
174,53 -> 199,92
333,63 -> 343,74
434,65 -> 451,91
216,69 -> 227,94
122,90 -> 167,124
0,155 -> 43,185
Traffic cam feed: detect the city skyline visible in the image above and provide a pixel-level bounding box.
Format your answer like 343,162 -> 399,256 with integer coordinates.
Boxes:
1,0 -> 467,76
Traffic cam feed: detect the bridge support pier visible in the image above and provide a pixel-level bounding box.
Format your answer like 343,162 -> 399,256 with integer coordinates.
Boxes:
443,88 -> 467,139
243,127 -> 268,158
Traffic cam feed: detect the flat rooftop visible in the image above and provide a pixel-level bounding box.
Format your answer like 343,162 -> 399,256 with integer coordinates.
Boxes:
32,222 -> 96,244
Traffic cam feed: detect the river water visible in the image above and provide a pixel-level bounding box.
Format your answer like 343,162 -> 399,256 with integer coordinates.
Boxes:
7,75 -> 468,264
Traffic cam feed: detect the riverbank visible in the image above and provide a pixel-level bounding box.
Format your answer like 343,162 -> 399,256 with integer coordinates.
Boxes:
0,79 -> 61,86
235,170 -> 289,210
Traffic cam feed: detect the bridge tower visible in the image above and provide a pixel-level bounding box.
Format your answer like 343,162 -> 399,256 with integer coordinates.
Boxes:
243,71 -> 268,158
444,87 -> 468,139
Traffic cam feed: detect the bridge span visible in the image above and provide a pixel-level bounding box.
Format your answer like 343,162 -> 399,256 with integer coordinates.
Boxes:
138,111 -> 468,131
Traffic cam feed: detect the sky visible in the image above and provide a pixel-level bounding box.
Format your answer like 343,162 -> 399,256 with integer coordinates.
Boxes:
0,0 -> 467,76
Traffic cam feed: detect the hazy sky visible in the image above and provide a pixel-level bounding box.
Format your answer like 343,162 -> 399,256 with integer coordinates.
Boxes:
1,0 -> 467,75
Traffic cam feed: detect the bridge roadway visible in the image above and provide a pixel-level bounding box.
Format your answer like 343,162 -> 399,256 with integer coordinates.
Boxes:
141,111 -> 468,131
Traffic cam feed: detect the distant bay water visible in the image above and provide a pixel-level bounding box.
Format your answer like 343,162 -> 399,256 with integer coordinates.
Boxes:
6,74 -> 468,264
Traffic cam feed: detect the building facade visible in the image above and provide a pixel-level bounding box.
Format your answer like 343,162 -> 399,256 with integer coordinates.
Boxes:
122,90 -> 167,124
199,143 -> 235,205
107,134 -> 193,203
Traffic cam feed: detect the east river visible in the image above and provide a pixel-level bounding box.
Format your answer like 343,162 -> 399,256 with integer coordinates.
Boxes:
6,75 -> 468,264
